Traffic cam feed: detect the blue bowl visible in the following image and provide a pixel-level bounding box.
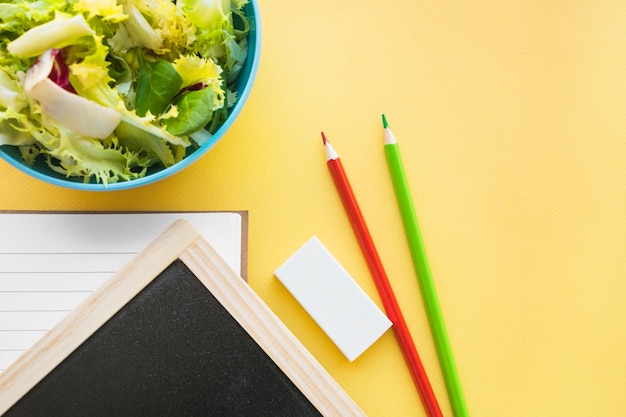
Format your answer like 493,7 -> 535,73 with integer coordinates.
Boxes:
0,0 -> 261,191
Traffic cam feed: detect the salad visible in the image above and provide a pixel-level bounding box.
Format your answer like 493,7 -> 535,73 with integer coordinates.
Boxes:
0,0 -> 250,185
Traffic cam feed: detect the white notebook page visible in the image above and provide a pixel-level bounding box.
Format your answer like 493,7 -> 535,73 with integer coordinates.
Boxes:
0,212 -> 244,372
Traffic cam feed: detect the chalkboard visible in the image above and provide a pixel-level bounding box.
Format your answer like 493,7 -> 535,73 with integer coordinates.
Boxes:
0,220 -> 366,417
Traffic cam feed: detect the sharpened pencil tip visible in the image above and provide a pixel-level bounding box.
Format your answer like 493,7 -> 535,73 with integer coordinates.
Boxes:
382,114 -> 388,129
321,131 -> 328,145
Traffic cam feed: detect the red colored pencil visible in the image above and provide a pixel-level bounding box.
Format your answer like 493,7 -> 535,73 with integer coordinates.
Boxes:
321,132 -> 443,417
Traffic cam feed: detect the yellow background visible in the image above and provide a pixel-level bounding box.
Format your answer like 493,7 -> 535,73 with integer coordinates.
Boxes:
2,1 -> 626,415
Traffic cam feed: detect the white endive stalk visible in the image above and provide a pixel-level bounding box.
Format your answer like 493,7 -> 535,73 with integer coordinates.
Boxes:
8,14 -> 95,58
23,50 -> 121,139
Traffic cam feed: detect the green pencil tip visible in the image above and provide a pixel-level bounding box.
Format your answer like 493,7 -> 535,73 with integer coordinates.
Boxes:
381,114 -> 388,128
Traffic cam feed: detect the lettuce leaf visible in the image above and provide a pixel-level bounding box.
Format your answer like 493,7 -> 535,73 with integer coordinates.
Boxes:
164,87 -> 216,136
43,126 -> 149,185
74,0 -> 126,22
134,57 -> 182,117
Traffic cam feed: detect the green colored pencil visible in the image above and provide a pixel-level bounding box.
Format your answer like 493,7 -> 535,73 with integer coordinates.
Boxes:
382,114 -> 469,417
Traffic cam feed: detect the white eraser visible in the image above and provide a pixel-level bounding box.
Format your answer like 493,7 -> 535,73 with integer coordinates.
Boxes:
274,236 -> 392,361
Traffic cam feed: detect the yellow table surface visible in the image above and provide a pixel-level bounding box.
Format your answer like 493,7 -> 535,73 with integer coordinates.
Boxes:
2,1 -> 626,416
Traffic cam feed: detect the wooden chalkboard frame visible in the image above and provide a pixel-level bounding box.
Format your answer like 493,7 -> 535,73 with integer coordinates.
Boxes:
0,219 -> 366,416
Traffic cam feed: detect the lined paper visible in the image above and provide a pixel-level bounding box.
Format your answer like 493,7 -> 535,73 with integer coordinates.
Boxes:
0,212 -> 244,372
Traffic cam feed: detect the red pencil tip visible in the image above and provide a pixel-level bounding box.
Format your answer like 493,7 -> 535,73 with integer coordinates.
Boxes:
321,131 -> 327,145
